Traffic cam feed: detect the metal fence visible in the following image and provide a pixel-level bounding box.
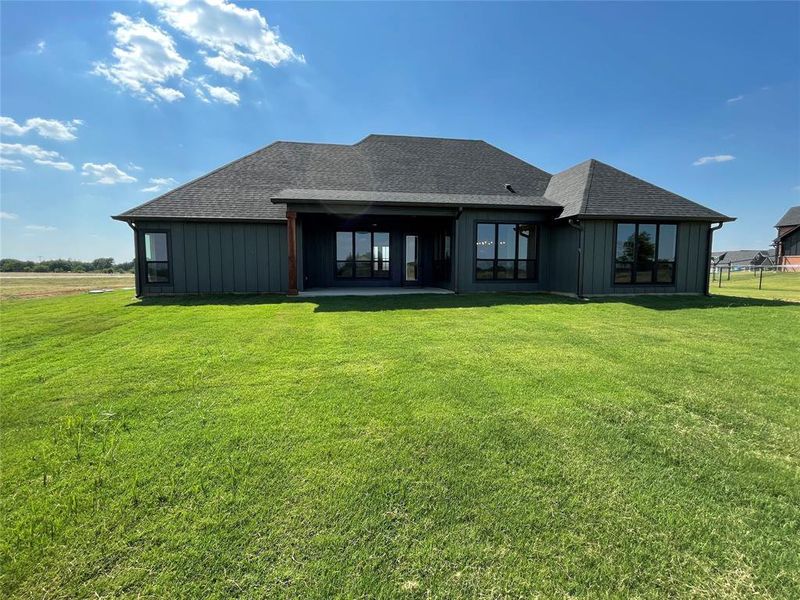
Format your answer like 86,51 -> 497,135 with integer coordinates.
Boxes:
709,263 -> 800,295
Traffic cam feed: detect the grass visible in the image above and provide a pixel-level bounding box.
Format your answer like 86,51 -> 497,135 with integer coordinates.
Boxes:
0,273 -> 134,300
710,270 -> 800,302
1,290 -> 798,598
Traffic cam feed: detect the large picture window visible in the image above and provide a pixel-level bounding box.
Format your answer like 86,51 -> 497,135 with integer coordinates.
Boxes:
475,223 -> 537,281
336,231 -> 390,278
614,223 -> 677,284
144,232 -> 170,284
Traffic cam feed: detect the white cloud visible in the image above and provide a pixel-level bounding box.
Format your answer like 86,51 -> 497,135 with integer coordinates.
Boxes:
726,95 -> 743,103
141,176 -> 177,192
26,225 -> 57,232
693,155 -> 736,166
1,142 -> 61,161
81,162 -> 138,184
204,54 -> 252,81
201,82 -> 239,105
36,40 -> 46,54
1,143 -> 74,171
0,116 -> 83,141
34,159 -> 75,171
128,162 -> 144,171
149,0 -> 303,79
0,211 -> 19,220
0,157 -> 25,171
93,12 -> 189,102
154,86 -> 185,102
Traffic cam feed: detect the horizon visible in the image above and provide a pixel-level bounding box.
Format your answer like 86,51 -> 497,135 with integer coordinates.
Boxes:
1,1 -> 798,261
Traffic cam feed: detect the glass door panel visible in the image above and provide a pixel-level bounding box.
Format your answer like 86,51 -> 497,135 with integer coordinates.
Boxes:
404,235 -> 419,283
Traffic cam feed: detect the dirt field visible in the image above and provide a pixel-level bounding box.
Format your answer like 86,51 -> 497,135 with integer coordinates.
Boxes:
0,273 -> 135,300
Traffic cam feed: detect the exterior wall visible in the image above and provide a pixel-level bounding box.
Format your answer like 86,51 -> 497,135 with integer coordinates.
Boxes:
579,220 -> 710,295
779,228 -> 800,258
454,209 -> 553,293
546,221 -> 580,294
135,220 -> 287,296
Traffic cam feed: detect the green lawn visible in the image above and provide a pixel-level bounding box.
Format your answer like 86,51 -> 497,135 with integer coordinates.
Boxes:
711,270 -> 800,302
2,291 -> 798,598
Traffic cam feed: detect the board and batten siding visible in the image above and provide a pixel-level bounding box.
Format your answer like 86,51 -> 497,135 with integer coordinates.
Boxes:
781,228 -> 800,257
546,222 -> 580,294
454,209 -> 553,293
136,221 -> 287,296
579,220 -> 710,295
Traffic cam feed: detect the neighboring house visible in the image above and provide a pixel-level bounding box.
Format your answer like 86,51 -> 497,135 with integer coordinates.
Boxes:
113,134 -> 734,297
774,206 -> 800,271
711,250 -> 774,270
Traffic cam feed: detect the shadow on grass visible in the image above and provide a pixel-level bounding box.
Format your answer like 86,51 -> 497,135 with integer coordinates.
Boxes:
125,292 -> 798,313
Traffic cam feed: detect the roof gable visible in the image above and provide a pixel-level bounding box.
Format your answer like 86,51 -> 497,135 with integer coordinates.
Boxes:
776,206 -> 800,227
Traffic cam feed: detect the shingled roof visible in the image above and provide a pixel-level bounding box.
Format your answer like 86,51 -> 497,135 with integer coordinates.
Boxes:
113,135 -> 732,223
114,135 -> 552,222
545,159 -> 733,222
776,206 -> 800,227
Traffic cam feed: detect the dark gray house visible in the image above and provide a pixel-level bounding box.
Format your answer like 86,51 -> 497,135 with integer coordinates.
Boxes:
113,134 -> 734,297
774,206 -> 800,270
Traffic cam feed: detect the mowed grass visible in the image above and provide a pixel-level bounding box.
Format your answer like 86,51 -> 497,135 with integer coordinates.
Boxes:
711,270 -> 800,302
1,291 -> 798,598
0,273 -> 135,300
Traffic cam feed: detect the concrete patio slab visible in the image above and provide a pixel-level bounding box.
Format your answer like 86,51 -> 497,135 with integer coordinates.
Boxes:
298,287 -> 454,297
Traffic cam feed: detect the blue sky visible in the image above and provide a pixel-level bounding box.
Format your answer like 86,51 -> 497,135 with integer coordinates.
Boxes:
1,1 -> 798,261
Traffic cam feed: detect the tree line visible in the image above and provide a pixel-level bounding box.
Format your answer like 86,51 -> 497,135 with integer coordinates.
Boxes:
0,258 -> 134,273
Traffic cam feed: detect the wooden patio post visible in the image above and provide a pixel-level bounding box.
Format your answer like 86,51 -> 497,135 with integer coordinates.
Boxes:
287,211 -> 298,295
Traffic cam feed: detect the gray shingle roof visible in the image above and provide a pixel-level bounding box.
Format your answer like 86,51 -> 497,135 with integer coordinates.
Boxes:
113,135 -> 733,223
711,250 -> 773,265
114,135 -> 552,221
271,188 -> 560,209
776,206 -> 800,227
546,159 -> 734,222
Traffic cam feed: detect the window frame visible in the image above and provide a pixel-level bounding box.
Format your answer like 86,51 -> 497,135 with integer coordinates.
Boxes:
334,230 -> 391,280
141,229 -> 172,285
473,221 -> 539,282
612,222 -> 679,286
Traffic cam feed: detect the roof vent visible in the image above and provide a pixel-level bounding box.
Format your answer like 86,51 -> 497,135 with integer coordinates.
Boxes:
505,183 -> 516,193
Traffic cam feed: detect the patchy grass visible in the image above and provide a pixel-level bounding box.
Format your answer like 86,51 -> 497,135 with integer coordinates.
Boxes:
1,291 -> 798,598
711,270 -> 800,302
0,273 -> 134,300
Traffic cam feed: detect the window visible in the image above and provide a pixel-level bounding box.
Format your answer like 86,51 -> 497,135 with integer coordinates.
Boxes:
475,223 -> 537,280
614,223 -> 677,284
144,232 -> 170,283
336,231 -> 390,278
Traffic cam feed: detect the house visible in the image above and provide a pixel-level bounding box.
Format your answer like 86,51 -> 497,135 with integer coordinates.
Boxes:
711,250 -> 774,270
112,134 -> 734,298
774,206 -> 800,271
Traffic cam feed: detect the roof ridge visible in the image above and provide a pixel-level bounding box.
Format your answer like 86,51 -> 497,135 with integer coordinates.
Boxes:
113,141 -> 281,219
580,159 -> 597,215
356,133 -> 484,144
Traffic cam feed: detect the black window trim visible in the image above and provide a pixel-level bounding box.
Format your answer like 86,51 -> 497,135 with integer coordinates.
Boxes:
334,230 -> 391,280
142,229 -> 172,285
612,221 -> 679,286
473,221 -> 539,282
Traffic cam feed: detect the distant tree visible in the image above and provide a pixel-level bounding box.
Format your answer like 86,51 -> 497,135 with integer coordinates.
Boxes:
91,258 -> 115,271
0,257 -> 134,273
